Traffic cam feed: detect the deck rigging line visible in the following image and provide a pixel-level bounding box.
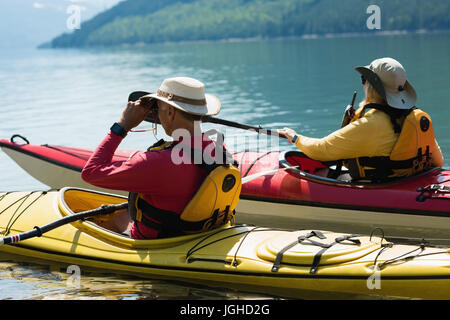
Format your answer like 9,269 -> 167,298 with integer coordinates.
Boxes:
0,191 -> 48,236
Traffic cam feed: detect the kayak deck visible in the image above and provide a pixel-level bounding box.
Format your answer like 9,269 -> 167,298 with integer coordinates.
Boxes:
0,188 -> 449,299
1,137 -> 450,240
236,150 -> 450,239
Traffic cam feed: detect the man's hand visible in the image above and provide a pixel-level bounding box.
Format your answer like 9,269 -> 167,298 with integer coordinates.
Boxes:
117,100 -> 152,132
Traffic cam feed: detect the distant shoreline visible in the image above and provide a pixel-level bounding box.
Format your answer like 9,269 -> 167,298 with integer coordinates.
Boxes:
39,28 -> 450,50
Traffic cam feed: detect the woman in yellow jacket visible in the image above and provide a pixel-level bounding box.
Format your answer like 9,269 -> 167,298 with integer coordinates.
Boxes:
278,57 -> 443,182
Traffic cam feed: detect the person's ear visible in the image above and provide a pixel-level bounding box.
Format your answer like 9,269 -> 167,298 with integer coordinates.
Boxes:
168,105 -> 176,121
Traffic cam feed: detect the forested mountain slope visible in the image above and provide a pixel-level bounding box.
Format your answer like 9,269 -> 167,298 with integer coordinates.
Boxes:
47,0 -> 450,48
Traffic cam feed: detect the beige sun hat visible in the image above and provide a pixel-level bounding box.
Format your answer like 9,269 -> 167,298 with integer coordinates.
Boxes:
355,57 -> 417,110
142,77 -> 221,116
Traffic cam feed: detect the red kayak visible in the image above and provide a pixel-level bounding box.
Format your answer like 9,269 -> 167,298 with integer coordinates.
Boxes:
1,134 -> 449,241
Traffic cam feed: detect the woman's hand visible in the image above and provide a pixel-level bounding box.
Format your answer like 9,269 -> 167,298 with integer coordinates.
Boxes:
278,127 -> 298,144
117,100 -> 152,132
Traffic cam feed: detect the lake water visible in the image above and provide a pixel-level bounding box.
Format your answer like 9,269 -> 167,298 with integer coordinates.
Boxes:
1,33 -> 450,300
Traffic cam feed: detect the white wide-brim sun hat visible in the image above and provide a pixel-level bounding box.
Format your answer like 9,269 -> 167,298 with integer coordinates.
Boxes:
142,77 -> 221,116
355,57 -> 417,110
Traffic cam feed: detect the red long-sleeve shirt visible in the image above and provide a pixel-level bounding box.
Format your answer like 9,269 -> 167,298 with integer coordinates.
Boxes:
81,131 -> 214,239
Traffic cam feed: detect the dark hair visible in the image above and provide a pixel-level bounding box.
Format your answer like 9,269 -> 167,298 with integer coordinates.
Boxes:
361,81 -> 388,107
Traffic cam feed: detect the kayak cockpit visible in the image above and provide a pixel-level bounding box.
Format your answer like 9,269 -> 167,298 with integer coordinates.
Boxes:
57,187 -> 224,249
279,150 -> 442,188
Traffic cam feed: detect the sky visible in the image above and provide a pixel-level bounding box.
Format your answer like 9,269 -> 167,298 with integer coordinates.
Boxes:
0,0 -> 124,49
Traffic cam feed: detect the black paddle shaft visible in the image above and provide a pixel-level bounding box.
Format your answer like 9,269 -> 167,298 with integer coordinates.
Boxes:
0,202 -> 128,245
128,91 -> 287,139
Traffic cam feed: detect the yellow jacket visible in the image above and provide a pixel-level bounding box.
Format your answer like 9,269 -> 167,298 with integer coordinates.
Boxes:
294,107 -> 443,179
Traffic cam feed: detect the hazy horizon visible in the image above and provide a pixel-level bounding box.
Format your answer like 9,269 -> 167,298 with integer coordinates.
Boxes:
0,0 -> 124,49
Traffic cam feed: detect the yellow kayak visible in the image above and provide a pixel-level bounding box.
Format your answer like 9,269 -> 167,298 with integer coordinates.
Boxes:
0,187 -> 449,299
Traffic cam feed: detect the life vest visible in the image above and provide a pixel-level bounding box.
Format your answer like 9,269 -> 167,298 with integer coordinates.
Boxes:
344,103 -> 436,182
128,136 -> 242,238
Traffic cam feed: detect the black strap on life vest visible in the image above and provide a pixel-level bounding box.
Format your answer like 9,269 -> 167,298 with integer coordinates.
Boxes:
345,104 -> 434,182
333,104 -> 413,181
127,138 -> 179,226
130,137 -> 238,238
362,103 -> 414,133
350,144 -> 430,180
348,146 -> 432,183
146,138 -> 173,151
134,197 -> 230,238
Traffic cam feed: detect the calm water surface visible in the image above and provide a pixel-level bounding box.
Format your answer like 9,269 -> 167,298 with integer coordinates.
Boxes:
0,33 -> 450,299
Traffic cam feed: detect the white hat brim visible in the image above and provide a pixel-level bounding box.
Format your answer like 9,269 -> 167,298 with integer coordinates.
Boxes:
143,93 -> 221,116
384,80 -> 417,110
